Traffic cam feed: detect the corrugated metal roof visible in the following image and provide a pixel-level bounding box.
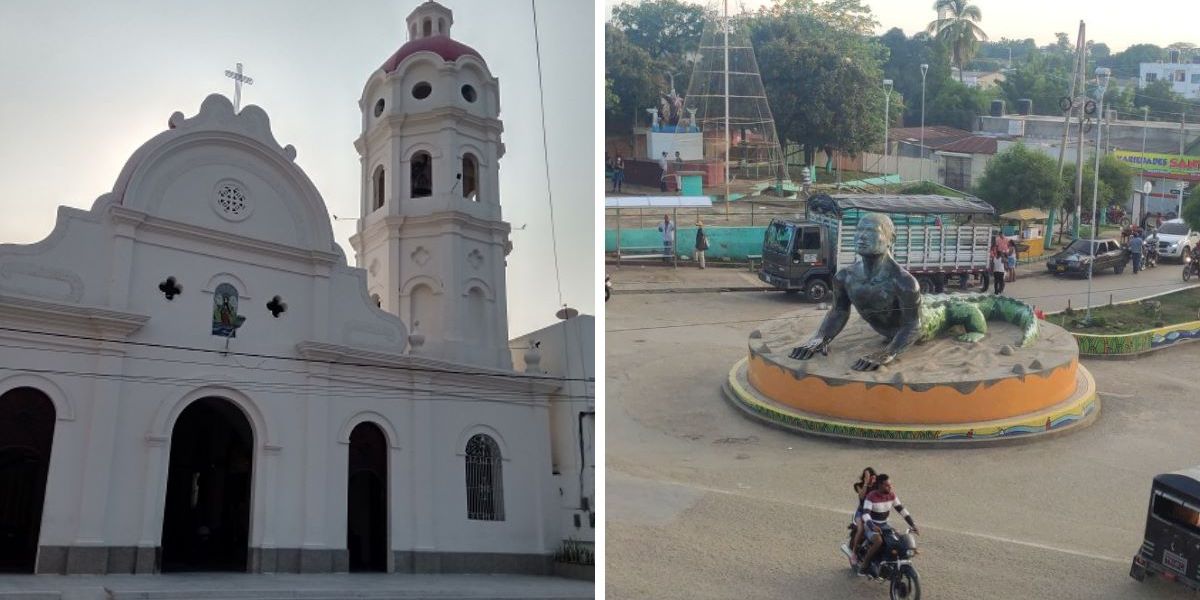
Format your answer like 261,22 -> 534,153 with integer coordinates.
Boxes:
889,125 -> 973,146
937,136 -> 999,155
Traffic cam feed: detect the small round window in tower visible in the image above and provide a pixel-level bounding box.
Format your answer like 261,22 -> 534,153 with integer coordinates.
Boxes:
461,84 -> 477,103
213,181 -> 252,222
412,82 -> 432,100
373,98 -> 385,117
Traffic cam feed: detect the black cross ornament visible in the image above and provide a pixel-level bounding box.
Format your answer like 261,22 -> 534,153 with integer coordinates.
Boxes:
267,295 -> 287,318
158,277 -> 182,300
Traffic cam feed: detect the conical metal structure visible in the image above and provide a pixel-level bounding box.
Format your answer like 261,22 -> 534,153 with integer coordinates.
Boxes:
683,1 -> 790,200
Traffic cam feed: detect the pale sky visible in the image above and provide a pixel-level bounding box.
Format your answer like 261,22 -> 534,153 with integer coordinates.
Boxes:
605,0 -> 1197,52
0,0 -> 594,339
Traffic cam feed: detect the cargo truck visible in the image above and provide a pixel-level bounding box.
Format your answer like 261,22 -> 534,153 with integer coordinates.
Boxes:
758,194 -> 997,302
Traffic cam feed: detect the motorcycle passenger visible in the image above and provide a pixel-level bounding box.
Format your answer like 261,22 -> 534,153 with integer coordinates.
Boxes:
858,474 -> 920,577
848,467 -> 877,566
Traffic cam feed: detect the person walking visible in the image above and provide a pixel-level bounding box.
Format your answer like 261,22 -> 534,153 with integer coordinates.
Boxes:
992,249 -> 1007,295
1129,229 -> 1144,275
1006,247 -> 1017,283
694,220 -> 709,269
658,214 -> 676,263
611,154 -> 624,193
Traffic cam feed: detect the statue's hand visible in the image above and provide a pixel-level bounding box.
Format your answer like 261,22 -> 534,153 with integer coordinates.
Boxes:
789,337 -> 829,360
852,350 -> 895,371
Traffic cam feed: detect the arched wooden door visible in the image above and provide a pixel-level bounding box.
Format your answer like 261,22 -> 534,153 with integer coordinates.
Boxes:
0,387 -> 56,573
161,397 -> 253,572
347,422 -> 387,572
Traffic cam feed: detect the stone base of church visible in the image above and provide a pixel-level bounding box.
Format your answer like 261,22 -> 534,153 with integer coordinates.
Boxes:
35,546 -> 553,575
36,545 -> 158,575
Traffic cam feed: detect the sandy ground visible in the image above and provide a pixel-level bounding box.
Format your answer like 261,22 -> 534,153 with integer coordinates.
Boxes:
605,274 -> 1200,599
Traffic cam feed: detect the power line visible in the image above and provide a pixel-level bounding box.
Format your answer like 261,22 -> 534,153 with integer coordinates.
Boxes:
530,0 -> 566,312
0,339 -> 593,403
0,325 -> 594,384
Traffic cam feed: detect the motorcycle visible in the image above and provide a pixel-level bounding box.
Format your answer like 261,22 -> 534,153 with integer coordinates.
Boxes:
840,522 -> 922,599
1185,254 -> 1200,282
1143,243 -> 1158,269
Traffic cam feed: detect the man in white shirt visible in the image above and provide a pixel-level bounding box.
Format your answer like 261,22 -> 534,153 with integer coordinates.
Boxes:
658,214 -> 676,263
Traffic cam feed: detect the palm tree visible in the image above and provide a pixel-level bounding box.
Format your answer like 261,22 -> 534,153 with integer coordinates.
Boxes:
926,0 -> 988,84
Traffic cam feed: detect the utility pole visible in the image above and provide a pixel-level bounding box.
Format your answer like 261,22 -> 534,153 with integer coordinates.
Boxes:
723,0 -> 730,218
1072,23 -> 1088,240
1183,111 -> 1187,158
1056,21 -> 1084,180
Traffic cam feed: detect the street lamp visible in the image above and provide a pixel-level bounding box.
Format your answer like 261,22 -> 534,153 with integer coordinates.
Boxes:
920,64 -> 929,182
1085,67 -> 1111,324
883,78 -> 893,192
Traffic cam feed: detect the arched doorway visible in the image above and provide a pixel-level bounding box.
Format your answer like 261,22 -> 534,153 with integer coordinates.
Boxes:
161,397 -> 253,572
347,422 -> 387,572
0,387 -> 56,573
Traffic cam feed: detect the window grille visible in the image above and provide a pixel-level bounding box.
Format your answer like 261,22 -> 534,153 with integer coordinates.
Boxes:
465,434 -> 504,521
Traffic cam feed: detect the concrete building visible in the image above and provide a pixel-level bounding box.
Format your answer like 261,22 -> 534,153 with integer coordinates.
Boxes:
511,315 -> 596,548
0,1 -> 586,578
1139,59 -> 1200,100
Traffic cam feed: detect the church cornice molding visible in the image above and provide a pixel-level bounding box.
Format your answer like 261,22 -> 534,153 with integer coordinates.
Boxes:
356,108 -> 502,150
295,340 -> 560,396
109,205 -> 342,270
0,293 -> 149,339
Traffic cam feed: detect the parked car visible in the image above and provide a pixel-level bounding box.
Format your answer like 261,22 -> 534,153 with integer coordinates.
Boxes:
1153,219 -> 1200,262
1046,238 -> 1129,276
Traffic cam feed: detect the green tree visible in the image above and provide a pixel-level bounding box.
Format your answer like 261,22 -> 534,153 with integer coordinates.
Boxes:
974,144 -> 1061,213
604,25 -> 666,131
610,0 -> 707,94
926,0 -> 988,83
996,51 -> 1073,116
878,28 -> 951,126
926,79 -> 993,130
757,36 -> 894,164
1104,43 -> 1165,78
749,1 -> 893,164
1136,79 -> 1197,121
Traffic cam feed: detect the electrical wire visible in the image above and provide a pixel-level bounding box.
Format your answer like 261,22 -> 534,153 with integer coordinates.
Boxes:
0,325 -> 593,384
0,339 -> 593,402
530,0 -> 565,312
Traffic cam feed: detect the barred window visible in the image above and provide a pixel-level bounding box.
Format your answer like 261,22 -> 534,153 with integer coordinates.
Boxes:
465,434 -> 504,521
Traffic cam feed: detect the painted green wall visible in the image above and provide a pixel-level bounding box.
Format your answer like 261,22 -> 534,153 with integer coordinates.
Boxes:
605,227 -> 766,260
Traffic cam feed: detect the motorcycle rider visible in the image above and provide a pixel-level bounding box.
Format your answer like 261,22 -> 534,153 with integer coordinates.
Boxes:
1144,228 -> 1159,268
858,474 -> 920,577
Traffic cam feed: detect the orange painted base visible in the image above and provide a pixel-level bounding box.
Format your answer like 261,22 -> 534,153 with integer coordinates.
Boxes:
747,354 -> 1080,425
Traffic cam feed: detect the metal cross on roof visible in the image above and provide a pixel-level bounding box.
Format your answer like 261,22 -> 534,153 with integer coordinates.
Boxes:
224,62 -> 254,111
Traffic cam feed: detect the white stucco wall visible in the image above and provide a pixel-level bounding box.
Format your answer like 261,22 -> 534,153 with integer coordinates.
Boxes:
0,92 -> 559,573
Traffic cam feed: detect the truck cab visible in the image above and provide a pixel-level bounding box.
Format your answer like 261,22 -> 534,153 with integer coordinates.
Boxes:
759,219 -> 834,301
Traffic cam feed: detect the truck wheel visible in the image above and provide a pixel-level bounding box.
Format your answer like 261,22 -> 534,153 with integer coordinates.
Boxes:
805,279 -> 830,303
917,277 -> 935,294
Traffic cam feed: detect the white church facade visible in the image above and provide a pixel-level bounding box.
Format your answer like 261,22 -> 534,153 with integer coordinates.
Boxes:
0,1 -> 587,576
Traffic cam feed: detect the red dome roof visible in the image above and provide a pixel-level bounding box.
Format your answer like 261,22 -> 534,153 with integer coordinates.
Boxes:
381,35 -> 483,73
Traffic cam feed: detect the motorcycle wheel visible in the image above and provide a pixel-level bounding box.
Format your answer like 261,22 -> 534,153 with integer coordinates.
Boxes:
890,565 -> 920,600
1186,265 -> 1195,282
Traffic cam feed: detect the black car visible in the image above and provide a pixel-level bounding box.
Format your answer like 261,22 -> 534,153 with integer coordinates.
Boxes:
1046,238 -> 1129,276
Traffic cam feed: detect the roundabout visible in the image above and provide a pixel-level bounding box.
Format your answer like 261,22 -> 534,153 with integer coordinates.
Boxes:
723,311 -> 1099,444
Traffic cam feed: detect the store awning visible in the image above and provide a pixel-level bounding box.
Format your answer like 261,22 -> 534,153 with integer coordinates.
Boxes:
999,208 -> 1049,221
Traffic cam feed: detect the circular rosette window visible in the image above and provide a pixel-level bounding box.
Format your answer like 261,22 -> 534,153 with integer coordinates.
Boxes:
213,180 -> 253,222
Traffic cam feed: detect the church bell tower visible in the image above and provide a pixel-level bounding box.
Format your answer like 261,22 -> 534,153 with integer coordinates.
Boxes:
350,0 -> 511,370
